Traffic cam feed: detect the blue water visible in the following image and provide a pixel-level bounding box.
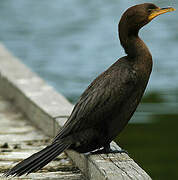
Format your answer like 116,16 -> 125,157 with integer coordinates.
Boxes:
0,0 -> 178,102
0,0 -> 177,179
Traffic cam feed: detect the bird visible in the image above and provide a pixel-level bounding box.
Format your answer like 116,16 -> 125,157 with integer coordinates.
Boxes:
5,3 -> 175,177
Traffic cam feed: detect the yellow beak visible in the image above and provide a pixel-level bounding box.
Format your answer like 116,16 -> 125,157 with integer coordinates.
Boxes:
148,7 -> 176,21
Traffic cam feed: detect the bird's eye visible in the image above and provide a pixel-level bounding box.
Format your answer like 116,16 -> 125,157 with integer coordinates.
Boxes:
148,9 -> 152,12
148,4 -> 157,11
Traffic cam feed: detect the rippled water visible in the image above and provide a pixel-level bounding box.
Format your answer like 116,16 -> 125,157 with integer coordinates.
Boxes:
0,0 -> 177,179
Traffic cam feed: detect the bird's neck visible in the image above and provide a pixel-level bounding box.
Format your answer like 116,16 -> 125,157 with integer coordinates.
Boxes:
119,24 -> 151,59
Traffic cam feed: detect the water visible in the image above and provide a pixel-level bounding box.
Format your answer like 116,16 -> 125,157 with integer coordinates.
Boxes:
0,0 -> 177,179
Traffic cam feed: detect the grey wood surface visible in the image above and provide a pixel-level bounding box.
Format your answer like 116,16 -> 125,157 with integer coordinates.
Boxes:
0,43 -> 152,180
0,96 -> 84,180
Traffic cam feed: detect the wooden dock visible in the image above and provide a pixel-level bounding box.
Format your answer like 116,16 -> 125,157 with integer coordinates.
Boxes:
0,43 -> 152,180
0,96 -> 84,180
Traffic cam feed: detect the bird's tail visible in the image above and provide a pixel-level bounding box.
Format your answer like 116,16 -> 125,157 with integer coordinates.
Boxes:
4,141 -> 70,177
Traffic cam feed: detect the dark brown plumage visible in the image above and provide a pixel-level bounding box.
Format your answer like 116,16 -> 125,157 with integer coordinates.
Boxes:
5,3 -> 175,177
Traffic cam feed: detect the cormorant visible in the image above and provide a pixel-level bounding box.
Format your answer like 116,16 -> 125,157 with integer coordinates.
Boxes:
5,3 -> 175,177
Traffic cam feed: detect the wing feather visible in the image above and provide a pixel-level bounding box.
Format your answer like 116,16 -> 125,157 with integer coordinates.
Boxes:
53,62 -> 137,142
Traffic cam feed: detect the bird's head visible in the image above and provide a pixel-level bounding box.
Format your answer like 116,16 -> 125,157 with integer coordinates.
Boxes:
119,3 -> 175,35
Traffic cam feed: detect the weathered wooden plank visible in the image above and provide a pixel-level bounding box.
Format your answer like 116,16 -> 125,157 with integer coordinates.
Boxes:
65,142 -> 151,180
0,172 -> 83,180
0,97 -> 84,180
0,43 -> 151,179
0,44 -> 73,137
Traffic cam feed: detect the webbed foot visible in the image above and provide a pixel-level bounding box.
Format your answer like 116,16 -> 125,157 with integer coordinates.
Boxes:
91,144 -> 128,154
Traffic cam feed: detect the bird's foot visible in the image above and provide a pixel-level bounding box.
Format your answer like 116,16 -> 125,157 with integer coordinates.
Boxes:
91,147 -> 128,154
104,147 -> 128,154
